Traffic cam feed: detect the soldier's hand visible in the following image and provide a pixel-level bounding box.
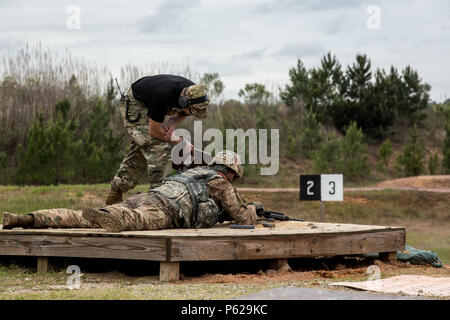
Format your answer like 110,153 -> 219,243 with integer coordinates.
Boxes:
164,125 -> 176,140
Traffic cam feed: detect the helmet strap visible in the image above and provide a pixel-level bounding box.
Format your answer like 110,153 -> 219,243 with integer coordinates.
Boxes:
215,171 -> 231,183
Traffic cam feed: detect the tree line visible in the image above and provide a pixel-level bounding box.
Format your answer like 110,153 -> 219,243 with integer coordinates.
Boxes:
0,47 -> 449,185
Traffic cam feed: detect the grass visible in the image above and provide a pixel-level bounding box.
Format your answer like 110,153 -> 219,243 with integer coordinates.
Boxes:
0,263 -> 286,299
0,259 -> 448,300
0,184 -> 148,217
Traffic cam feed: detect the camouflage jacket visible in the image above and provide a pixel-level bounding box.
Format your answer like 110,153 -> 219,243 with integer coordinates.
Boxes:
149,166 -> 257,228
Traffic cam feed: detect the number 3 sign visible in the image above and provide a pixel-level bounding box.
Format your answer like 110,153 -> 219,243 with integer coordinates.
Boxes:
300,174 -> 343,201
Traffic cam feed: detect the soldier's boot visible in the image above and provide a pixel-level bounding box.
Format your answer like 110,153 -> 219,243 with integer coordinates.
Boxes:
2,213 -> 34,229
82,208 -> 124,233
105,186 -> 123,205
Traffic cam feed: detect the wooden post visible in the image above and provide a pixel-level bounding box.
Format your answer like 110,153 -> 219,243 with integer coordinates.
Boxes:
379,251 -> 397,262
37,257 -> 48,273
269,258 -> 289,270
320,201 -> 325,222
160,262 -> 180,282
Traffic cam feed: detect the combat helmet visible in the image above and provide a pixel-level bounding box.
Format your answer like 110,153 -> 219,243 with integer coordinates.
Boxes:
209,150 -> 244,178
181,84 -> 209,118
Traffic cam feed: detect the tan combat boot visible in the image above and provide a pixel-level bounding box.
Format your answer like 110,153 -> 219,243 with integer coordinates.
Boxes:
82,208 -> 124,233
2,213 -> 34,229
105,186 -> 123,205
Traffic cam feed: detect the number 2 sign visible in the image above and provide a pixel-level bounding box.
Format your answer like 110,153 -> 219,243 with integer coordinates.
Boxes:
300,174 -> 343,201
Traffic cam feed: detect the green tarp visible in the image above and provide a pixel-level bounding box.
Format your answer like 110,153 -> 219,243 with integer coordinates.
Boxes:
363,245 -> 443,268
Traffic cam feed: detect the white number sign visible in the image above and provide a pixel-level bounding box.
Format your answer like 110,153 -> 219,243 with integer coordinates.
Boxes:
320,174 -> 343,202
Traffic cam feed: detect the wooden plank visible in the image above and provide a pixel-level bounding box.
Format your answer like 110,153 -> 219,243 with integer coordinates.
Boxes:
170,229 -> 405,261
0,234 -> 167,261
0,222 -> 405,239
159,262 -> 180,282
37,257 -> 48,273
379,251 -> 398,262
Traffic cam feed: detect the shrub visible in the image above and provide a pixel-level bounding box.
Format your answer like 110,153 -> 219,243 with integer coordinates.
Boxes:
442,123 -> 450,174
395,125 -> 426,177
313,122 -> 369,181
238,83 -> 272,105
378,139 -> 394,171
313,135 -> 342,174
428,153 -> 439,175
340,122 -> 370,180
300,112 -> 323,158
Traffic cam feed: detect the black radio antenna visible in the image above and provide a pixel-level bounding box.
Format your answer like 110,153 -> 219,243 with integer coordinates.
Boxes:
114,78 -> 125,100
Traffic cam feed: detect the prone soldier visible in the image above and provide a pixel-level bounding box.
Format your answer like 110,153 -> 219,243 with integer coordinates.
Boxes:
2,151 -> 261,232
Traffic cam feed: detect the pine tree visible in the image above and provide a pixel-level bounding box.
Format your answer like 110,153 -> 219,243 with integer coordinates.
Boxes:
17,106 -> 78,185
428,153 -> 439,175
313,135 -> 342,174
0,151 -> 6,182
378,139 -> 394,171
280,59 -> 310,107
200,73 -> 225,103
396,125 -> 426,177
300,112 -> 323,158
238,83 -> 272,105
340,122 -> 370,180
442,124 -> 450,174
74,97 -> 124,183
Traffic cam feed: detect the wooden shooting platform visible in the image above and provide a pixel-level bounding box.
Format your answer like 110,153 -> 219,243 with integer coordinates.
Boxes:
0,221 -> 405,281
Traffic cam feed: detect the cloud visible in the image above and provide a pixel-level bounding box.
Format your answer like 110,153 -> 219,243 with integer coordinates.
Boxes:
0,0 -> 448,101
257,0 -> 364,13
236,48 -> 268,60
137,0 -> 200,33
192,56 -> 254,77
275,42 -> 325,58
0,37 -> 24,51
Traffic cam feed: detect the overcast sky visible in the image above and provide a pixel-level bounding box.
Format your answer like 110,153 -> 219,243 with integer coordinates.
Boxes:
0,0 -> 449,101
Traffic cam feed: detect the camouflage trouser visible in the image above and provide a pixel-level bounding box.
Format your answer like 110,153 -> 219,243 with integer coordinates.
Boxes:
31,209 -> 94,229
111,88 -> 173,192
30,194 -> 174,231
102,193 -> 175,231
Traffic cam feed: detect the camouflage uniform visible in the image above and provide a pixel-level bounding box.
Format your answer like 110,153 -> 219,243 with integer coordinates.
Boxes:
29,194 -> 173,230
31,208 -> 93,229
111,88 -> 173,192
27,167 -> 256,230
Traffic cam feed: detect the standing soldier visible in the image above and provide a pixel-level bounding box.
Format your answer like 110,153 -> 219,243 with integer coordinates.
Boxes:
106,74 -> 210,205
2,151 -> 260,232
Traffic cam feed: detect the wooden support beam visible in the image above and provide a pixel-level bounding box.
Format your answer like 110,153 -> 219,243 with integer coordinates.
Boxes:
0,234 -> 167,261
269,258 -> 289,270
170,230 -> 405,261
37,257 -> 48,273
159,261 -> 180,282
379,251 -> 397,262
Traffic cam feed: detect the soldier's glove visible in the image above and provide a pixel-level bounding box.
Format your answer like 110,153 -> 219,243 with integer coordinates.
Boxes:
249,201 -> 264,215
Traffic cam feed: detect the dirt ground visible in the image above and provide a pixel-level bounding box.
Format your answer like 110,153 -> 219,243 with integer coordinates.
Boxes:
182,260 -> 450,285
376,175 -> 450,189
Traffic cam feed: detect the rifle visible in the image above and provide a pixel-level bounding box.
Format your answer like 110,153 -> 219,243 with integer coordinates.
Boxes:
256,210 -> 304,222
229,210 -> 303,229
